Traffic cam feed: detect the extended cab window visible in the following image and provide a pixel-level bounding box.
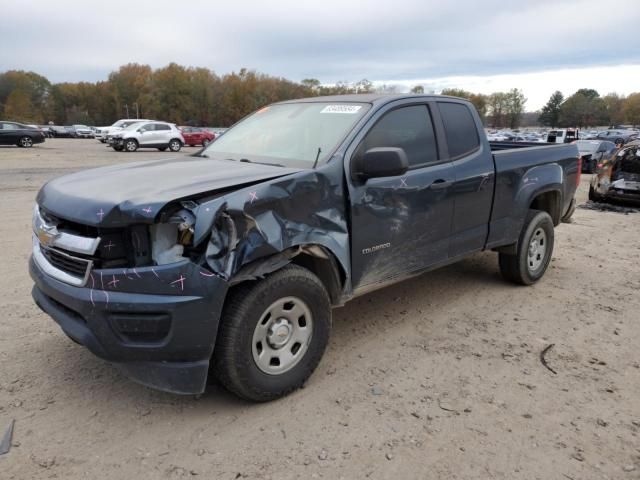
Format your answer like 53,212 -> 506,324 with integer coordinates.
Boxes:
358,105 -> 438,167
438,102 -> 480,158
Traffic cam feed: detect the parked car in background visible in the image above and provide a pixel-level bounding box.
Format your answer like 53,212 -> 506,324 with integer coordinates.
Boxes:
0,121 -> 46,147
71,125 -> 94,138
205,127 -> 228,137
108,121 -> 184,152
48,126 -> 74,138
574,140 -> 617,173
596,130 -> 638,145
36,125 -> 55,138
590,143 -> 640,204
95,119 -> 149,142
180,126 -> 215,146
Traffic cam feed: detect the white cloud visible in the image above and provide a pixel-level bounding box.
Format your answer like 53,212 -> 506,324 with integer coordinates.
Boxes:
1,0 -> 639,111
385,64 -> 640,110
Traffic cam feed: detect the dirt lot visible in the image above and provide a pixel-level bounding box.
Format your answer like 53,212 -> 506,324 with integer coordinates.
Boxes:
1,139 -> 639,479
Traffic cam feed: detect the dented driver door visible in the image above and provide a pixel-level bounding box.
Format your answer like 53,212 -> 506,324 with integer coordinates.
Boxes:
346,101 -> 455,291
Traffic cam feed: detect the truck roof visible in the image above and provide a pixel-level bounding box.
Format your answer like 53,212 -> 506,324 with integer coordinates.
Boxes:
277,94 -> 468,106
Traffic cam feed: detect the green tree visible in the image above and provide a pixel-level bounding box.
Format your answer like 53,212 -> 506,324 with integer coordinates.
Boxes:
411,85 -> 424,94
538,91 -> 564,128
559,89 -> 608,127
623,93 -> 640,127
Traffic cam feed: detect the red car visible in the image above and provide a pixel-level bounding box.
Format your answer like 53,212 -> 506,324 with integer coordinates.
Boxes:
180,127 -> 215,147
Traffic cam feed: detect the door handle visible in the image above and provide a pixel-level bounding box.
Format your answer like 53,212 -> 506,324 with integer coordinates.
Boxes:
429,179 -> 452,190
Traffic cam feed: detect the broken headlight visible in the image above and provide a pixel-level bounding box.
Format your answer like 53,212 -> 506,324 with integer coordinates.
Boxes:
150,207 -> 196,265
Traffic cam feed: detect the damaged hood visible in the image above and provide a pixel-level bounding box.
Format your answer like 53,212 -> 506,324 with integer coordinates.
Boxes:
37,157 -> 301,226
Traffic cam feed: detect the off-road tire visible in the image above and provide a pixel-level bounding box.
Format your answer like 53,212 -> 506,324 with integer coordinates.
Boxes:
213,265 -> 331,402
499,209 -> 554,285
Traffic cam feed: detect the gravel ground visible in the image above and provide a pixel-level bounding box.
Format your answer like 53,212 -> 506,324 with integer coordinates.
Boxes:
1,139 -> 639,479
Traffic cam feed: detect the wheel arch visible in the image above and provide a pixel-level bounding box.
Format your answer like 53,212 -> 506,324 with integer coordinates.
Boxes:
529,189 -> 563,226
227,244 -> 347,306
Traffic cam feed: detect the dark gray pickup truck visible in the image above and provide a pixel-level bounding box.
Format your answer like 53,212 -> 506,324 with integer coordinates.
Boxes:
30,94 -> 580,401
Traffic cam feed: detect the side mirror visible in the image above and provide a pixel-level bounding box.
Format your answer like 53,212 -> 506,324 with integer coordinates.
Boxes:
354,147 -> 409,180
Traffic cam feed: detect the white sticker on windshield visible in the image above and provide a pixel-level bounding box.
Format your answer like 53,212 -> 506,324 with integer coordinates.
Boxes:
320,105 -> 362,114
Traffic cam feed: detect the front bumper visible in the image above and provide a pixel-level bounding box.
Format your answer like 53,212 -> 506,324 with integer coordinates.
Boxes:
30,256 -> 228,394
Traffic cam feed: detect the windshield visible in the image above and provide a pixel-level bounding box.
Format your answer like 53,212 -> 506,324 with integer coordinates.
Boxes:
576,140 -> 599,153
200,102 -> 370,168
123,122 -> 147,131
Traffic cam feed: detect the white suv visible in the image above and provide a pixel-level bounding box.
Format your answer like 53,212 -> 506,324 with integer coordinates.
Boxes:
109,121 -> 185,152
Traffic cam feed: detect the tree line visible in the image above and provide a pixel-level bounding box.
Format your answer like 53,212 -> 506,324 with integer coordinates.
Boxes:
537,89 -> 640,128
2,63 -> 636,129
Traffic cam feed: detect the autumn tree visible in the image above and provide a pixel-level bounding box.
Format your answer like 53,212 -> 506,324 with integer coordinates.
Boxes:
538,91 -> 564,128
3,89 -> 36,122
0,70 -> 51,123
624,93 -> 640,127
603,93 -> 626,127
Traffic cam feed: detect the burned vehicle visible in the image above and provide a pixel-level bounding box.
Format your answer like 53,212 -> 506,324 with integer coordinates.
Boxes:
590,143 -> 640,204
30,95 -> 580,401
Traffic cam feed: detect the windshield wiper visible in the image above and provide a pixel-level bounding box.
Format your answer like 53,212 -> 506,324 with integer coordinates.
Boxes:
312,147 -> 322,169
238,158 -> 285,167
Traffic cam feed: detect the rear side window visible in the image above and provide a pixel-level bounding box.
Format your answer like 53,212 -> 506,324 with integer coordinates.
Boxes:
358,105 -> 438,167
438,102 -> 480,158
155,124 -> 170,131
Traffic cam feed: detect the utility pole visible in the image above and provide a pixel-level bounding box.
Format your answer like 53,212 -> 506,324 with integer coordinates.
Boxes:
134,102 -> 139,119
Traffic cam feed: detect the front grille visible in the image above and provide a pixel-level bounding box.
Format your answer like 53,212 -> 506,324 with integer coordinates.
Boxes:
40,246 -> 91,279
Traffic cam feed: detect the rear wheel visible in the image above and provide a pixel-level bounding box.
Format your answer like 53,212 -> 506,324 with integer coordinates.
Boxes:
18,136 -> 33,148
168,139 -> 182,152
213,265 -> 331,402
499,210 -> 554,285
202,138 -> 210,147
124,139 -> 138,152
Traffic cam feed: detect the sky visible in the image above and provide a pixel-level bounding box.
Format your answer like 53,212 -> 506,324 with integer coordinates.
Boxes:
2,0 -> 639,111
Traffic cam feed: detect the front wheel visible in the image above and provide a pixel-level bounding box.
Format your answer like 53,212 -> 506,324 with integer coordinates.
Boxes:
213,265 -> 331,402
18,136 -> 33,147
202,138 -> 210,147
168,139 -> 182,152
124,139 -> 138,152
499,210 -> 554,285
